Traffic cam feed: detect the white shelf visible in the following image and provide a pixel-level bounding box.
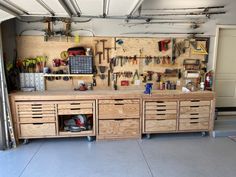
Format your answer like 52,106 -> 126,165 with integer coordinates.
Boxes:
43,74 -> 93,77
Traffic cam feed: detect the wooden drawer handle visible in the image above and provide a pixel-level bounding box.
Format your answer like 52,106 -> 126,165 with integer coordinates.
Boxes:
71,103 -> 81,105
191,100 -> 200,102
157,109 -> 166,111
158,119 -> 166,121
157,105 -> 166,107
31,104 -> 42,106
190,122 -> 199,124
114,103 -> 124,105
190,106 -> 199,108
190,118 -> 199,120
114,99 -> 124,101
156,114 -> 165,116
33,123 -> 44,125
33,117 -> 43,119
156,101 -> 164,103
114,119 -> 124,121
190,113 -> 199,115
70,108 -> 81,110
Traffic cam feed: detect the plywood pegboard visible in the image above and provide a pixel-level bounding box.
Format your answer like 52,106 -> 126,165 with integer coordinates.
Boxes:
16,36 -> 208,91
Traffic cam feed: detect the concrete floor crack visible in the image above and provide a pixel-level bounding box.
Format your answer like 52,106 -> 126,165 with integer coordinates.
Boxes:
137,140 -> 155,177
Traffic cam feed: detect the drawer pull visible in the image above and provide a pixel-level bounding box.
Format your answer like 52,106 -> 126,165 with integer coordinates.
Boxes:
71,108 -> 81,110
158,119 -> 166,121
114,99 -> 124,101
157,109 -> 166,111
190,106 -> 199,108
190,122 -> 199,124
157,105 -> 166,107
33,116 -> 43,119
114,119 -> 124,121
114,103 -> 124,105
32,104 -> 42,106
71,103 -> 81,105
191,100 -> 200,102
156,101 -> 164,103
156,114 -> 165,116
190,118 -> 199,120
190,113 -> 199,115
33,123 -> 44,125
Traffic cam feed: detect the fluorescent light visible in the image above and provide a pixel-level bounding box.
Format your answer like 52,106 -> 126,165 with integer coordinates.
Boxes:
128,0 -> 145,17
69,0 -> 81,17
59,0 -> 73,17
0,2 -> 21,18
35,0 -> 55,16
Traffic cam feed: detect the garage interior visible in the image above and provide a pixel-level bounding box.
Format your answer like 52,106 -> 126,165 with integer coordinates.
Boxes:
0,0 -> 236,177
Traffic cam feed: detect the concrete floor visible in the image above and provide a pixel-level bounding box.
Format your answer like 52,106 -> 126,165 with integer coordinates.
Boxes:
0,134 -> 236,177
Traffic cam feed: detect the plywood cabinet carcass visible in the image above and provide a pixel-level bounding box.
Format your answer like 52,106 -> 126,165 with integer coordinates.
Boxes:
14,100 -> 96,140
143,96 -> 215,137
97,99 -> 140,139
16,102 -> 57,138
179,100 -> 211,131
144,100 -> 178,133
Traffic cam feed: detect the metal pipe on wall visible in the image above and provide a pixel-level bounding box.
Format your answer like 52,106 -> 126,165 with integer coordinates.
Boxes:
0,24 -> 9,149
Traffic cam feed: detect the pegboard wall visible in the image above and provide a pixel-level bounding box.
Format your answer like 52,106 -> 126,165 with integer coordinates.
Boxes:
16,36 -> 208,91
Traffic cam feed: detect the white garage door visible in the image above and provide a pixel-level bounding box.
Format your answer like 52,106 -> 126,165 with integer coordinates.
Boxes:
215,29 -> 236,107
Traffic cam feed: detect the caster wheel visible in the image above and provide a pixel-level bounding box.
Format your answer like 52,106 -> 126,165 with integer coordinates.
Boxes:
87,136 -> 95,142
146,134 -> 151,139
23,139 -> 29,145
201,132 -> 207,137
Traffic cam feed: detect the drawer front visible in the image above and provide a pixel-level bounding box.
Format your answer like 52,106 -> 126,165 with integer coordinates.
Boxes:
99,99 -> 139,104
58,101 -> 94,115
145,101 -> 177,118
99,119 -> 139,137
17,103 -> 56,123
180,113 -> 210,119
180,100 -> 211,107
99,100 -> 139,119
180,106 -> 210,114
179,120 -> 209,131
20,123 -> 56,137
145,119 -> 176,132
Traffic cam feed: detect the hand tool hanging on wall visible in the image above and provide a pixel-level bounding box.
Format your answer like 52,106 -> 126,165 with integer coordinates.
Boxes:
97,52 -> 103,64
94,40 -> 99,56
105,48 -> 111,63
133,55 -> 138,65
158,40 -> 170,52
108,70 -> 111,86
100,39 -> 107,61
147,71 -> 154,81
131,69 -> 139,84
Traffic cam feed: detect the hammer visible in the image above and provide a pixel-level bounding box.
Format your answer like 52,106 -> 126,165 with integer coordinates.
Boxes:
100,39 -> 107,60
97,52 -> 103,64
94,40 -> 99,56
105,48 -> 111,63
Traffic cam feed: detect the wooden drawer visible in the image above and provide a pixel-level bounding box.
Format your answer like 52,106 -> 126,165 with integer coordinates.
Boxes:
145,114 -> 176,120
99,119 -> 140,137
57,101 -> 94,115
17,103 -> 56,123
99,99 -> 139,119
180,106 -> 210,114
99,99 -> 139,104
180,113 -> 210,119
145,101 -> 177,115
179,118 -> 209,131
20,123 -> 56,137
180,100 -> 211,106
145,119 -> 176,132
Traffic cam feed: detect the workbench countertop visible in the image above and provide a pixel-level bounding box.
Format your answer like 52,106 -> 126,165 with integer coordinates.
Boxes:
9,90 -> 215,101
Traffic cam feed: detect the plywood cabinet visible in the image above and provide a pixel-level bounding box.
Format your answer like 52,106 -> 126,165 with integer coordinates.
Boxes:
143,97 -> 214,136
144,100 -> 178,133
97,99 -> 140,140
179,100 -> 211,131
16,102 -> 57,138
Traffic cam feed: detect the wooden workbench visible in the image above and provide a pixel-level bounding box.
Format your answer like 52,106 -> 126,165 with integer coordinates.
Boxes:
9,90 -> 215,142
